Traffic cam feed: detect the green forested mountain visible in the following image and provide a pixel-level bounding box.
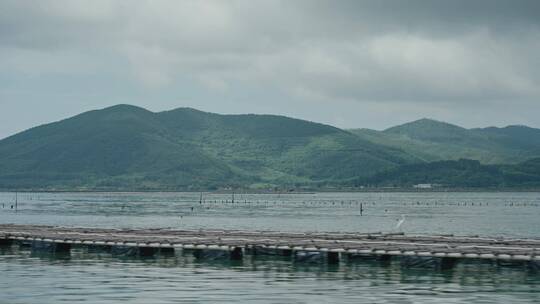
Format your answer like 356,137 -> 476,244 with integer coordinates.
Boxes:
350,118 -> 540,164
0,105 -> 417,190
0,106 -> 538,190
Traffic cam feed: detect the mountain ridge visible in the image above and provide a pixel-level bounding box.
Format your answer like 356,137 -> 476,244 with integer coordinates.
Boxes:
0,105 -> 538,190
0,105 -> 417,190
350,118 -> 540,164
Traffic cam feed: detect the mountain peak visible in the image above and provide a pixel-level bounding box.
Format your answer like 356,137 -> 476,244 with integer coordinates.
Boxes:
160,106 -> 209,114
417,117 -> 444,124
385,118 -> 464,133
382,118 -> 468,143
101,104 -> 150,113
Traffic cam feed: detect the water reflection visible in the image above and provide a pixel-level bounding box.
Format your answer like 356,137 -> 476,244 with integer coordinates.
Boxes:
1,243 -> 540,303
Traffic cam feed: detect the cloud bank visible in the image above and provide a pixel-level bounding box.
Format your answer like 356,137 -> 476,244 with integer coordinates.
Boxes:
1,0 -> 539,138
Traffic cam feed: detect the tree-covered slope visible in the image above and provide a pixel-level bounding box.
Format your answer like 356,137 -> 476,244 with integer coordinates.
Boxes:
0,105 -> 418,190
359,158 -> 540,188
0,105 -> 241,189
155,107 -> 419,184
2,106 -> 538,190
350,119 -> 540,164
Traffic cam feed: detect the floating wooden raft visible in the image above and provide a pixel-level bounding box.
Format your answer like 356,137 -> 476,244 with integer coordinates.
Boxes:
1,224 -> 539,261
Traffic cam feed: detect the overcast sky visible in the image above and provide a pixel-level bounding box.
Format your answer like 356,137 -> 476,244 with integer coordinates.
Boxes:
1,0 -> 540,139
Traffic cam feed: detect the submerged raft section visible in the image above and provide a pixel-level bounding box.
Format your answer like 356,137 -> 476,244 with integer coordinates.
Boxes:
1,224 -> 539,269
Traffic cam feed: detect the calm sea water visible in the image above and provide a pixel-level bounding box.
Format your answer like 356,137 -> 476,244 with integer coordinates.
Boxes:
0,191 -> 539,303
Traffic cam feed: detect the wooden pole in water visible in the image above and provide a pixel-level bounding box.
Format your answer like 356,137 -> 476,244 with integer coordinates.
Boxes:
15,192 -> 18,212
360,203 -> 363,216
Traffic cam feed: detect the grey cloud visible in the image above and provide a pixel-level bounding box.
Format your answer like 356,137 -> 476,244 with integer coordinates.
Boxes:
301,0 -> 540,37
0,0 -> 539,138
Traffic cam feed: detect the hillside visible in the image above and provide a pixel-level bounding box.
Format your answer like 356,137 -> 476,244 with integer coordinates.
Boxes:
0,105 -> 418,190
350,119 -> 540,164
1,107 -> 539,191
358,158 -> 540,189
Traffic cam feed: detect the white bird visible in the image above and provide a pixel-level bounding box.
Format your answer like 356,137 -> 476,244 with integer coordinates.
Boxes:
395,215 -> 406,231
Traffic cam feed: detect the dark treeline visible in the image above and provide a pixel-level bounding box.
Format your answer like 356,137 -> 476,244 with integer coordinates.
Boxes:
355,158 -> 540,189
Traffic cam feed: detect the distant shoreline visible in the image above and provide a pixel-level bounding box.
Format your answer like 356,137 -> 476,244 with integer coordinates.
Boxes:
1,188 -> 539,194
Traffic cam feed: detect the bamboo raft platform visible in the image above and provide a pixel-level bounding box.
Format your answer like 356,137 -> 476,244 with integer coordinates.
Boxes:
1,224 -> 540,268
